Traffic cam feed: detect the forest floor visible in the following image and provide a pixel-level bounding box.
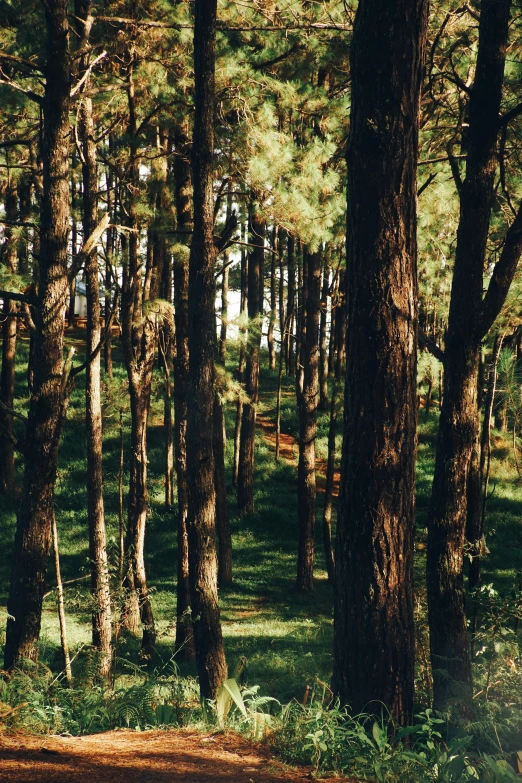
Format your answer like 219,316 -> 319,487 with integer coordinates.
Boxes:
256,395 -> 340,497
0,729 -> 355,782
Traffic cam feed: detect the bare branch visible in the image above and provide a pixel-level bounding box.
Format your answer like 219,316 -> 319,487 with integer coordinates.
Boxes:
68,212 -> 110,284
480,199 -> 522,338
70,51 -> 107,97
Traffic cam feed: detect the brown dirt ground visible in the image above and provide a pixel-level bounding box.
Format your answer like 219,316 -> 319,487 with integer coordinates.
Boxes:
0,729 -> 356,783
256,411 -> 340,498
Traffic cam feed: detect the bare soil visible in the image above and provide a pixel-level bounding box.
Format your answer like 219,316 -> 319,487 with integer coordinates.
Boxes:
256,410 -> 340,497
0,729 -> 355,782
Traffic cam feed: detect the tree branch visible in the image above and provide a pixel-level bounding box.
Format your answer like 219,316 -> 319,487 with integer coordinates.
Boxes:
479,199 -> 522,338
419,329 -> 445,364
498,101 -> 522,128
418,172 -> 437,196
68,212 -> 110,284
214,210 -> 238,252
0,77 -> 43,105
0,399 -> 28,423
70,51 -> 107,97
69,286 -> 119,380
0,51 -> 45,72
0,289 -> 34,305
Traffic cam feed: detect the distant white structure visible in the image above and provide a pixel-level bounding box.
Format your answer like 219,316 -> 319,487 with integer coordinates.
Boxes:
71,280 -> 87,319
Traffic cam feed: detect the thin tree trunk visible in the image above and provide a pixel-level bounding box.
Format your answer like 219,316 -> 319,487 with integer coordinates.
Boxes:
318,257 -> 329,411
296,248 -> 321,592
52,514 -> 72,686
328,275 -> 338,377
219,185 -> 233,363
5,0 -> 72,669
186,0 -> 228,700
119,410 -> 125,585
295,245 -> 305,392
334,269 -> 346,382
214,394 -> 232,585
173,120 -> 194,660
232,230 -> 248,486
333,0 -> 427,724
322,381 -> 338,584
275,318 -> 287,462
123,385 -> 156,656
104,142 -> 115,379
76,5 -> 113,678
160,329 -> 175,508
469,333 -> 504,593
0,178 -> 18,495
278,231 -> 286,371
120,54 -> 161,658
268,227 -> 277,371
238,209 -> 265,515
286,235 -> 295,377
426,0 -> 522,712
69,170 -> 77,328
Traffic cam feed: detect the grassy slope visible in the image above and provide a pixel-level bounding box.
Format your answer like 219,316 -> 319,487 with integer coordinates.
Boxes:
0,334 -> 521,708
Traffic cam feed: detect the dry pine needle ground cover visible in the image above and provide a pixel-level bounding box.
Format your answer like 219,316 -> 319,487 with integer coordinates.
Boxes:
0,729 -> 356,783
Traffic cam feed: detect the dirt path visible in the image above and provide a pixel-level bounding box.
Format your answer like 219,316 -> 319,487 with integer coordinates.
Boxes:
0,730 -> 355,782
256,403 -> 340,498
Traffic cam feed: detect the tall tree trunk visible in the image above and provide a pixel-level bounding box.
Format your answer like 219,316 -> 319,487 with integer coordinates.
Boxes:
119,53 -> 163,658
426,0 -> 522,711
232,229 -> 248,486
295,245 -> 305,393
480,334 -> 504,540
334,269 -> 346,382
5,0 -> 71,669
0,178 -> 18,495
286,235 -> 295,376
186,0 -> 228,700
278,231 -> 286,371
328,274 -> 338,377
160,327 -> 175,508
104,140 -> 116,379
124,382 -> 156,655
333,0 -> 427,724
237,210 -> 265,515
219,185 -> 233,364
173,121 -> 194,660
318,257 -> 329,411
75,3 -> 113,678
52,514 -> 72,686
296,248 -> 321,592
322,381 -> 338,584
268,227 -> 277,371
214,394 -> 232,585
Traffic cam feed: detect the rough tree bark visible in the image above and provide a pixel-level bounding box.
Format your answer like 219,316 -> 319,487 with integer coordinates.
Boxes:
173,120 -> 194,660
75,0 -> 113,680
296,248 -> 321,592
5,0 -> 72,669
186,0 -> 228,700
426,0 -> 522,711
333,0 -> 428,723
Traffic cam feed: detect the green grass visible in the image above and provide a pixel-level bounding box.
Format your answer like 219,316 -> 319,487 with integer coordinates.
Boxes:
1,337 -> 521,715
